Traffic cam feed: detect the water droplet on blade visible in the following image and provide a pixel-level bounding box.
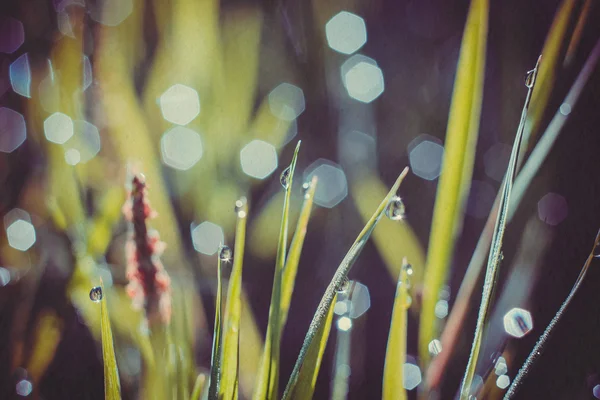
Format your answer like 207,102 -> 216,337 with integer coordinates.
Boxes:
219,245 -> 232,262
280,166 -> 291,189
89,286 -> 103,302
336,276 -> 350,293
385,196 -> 405,220
234,197 -> 247,218
302,181 -> 311,197
525,69 -> 535,88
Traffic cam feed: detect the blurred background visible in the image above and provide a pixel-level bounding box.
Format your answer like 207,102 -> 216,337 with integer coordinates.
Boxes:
1,0 -> 600,399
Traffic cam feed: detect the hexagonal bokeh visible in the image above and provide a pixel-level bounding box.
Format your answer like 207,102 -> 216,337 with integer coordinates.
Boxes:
403,362 -> 422,390
336,316 -> 353,332
484,143 -> 511,182
494,356 -> 508,375
348,281 -> 370,319
64,148 -> 81,165
434,299 -> 448,319
89,0 -> 133,27
428,339 -> 442,355
593,384 -> 600,399
537,192 -> 568,226
240,140 -> 278,179
160,126 -> 203,170
15,379 -> 32,397
160,84 -> 201,125
64,120 -> 101,164
0,107 -> 26,153
325,11 -> 367,55
304,159 -> 348,208
496,375 -> 510,390
341,55 -> 384,103
408,134 -> 444,180
83,55 -> 93,90
503,307 -> 533,338
268,83 -> 305,121
44,112 -> 74,144
191,221 -> 224,255
0,17 -> 25,54
4,209 -> 36,252
10,53 -> 31,98
466,180 -> 496,219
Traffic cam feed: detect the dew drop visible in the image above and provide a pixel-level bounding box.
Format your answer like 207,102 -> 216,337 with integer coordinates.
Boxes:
404,294 -> 413,308
402,262 -> 413,276
219,245 -> 232,262
336,276 -> 350,293
302,181 -> 311,197
234,197 -> 247,218
525,69 -> 535,88
89,286 -> 103,302
280,166 -> 291,189
386,196 -> 406,220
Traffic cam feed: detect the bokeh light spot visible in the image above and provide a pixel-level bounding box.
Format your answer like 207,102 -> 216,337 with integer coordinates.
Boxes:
0,267 -> 10,286
90,0 -> 133,26
503,307 -> 533,338
15,379 -> 33,396
160,84 -> 200,125
64,148 -> 81,165
0,107 -> 26,153
0,17 -> 25,54
304,159 -> 348,208
337,316 -> 353,331
348,282 -> 370,319
9,53 -> 31,97
408,135 -> 444,180
191,221 -> 224,255
494,356 -> 508,376
342,55 -> 384,103
434,299 -> 448,319
403,362 -> 422,390
268,83 -> 305,121
496,375 -> 510,389
83,55 -> 92,90
160,126 -> 203,170
537,192 -> 568,226
484,143 -> 511,182
4,209 -> 36,252
44,112 -> 74,144
593,384 -> 600,399
325,11 -> 367,55
66,120 -> 101,163
240,140 -> 278,179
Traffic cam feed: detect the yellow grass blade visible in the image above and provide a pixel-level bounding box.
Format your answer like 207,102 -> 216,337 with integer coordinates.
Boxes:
208,250 -> 226,399
418,0 -> 489,364
98,284 -> 122,400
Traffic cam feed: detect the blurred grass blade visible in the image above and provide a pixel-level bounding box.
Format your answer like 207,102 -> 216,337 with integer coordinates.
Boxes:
564,0 -> 592,66
282,167 -> 410,400
280,175 -> 318,326
286,298 -> 336,400
427,36 -> 600,393
254,141 -> 301,400
383,258 -> 412,400
419,0 -> 489,364
331,309 -> 352,400
504,229 -> 600,399
460,57 -> 541,400
191,374 -> 207,400
99,284 -> 122,400
208,253 -> 225,400
220,197 -> 249,400
351,173 -> 425,291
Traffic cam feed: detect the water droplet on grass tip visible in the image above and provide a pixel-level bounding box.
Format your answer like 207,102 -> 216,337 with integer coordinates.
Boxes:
89,286 -> 103,302
280,166 -> 291,189
234,197 -> 247,218
219,245 -> 232,262
525,69 -> 535,88
386,196 -> 405,220
302,181 -> 311,197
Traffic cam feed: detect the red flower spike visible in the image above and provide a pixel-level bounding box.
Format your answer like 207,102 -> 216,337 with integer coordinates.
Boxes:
123,173 -> 172,325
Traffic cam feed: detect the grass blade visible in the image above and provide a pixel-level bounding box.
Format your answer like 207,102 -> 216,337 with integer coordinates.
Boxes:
419,0 -> 489,363
191,374 -> 207,400
220,197 -> 249,400
383,258 -> 412,400
459,57 -> 541,400
282,167 -> 410,400
504,229 -> 600,398
280,175 -> 318,326
287,296 -> 337,400
98,283 -> 122,400
331,303 -> 352,400
253,141 -> 301,400
208,251 -> 225,400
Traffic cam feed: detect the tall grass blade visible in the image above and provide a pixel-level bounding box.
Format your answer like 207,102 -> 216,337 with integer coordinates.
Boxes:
208,252 -> 225,400
286,297 -> 337,400
282,167 -> 410,399
191,374 -> 207,400
254,141 -> 301,400
459,57 -> 541,400
383,258 -> 412,400
427,36 -> 600,392
504,229 -> 600,399
99,283 -> 122,400
220,198 -> 249,400
281,175 -> 318,326
419,0 -> 489,363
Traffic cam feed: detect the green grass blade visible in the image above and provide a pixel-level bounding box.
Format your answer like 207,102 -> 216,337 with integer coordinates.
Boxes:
282,167 -> 410,400
208,252 -> 225,400
280,175 -> 318,327
459,57 -> 541,400
286,298 -> 336,400
99,284 -> 122,400
418,0 -> 489,364
383,258 -> 412,400
191,374 -> 207,400
253,141 -> 301,400
220,197 -> 249,400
